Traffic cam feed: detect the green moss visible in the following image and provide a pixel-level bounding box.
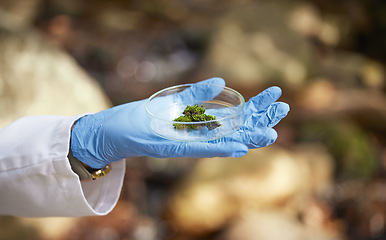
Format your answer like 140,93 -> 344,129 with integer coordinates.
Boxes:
173,104 -> 221,130
183,104 -> 206,116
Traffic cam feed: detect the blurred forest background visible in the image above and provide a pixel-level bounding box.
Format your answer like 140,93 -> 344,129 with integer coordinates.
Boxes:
0,0 -> 386,240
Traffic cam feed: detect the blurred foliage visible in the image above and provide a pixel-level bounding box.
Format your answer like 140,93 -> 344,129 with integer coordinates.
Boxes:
299,117 -> 378,180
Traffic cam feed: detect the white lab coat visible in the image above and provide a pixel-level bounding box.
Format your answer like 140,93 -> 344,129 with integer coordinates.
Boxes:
0,115 -> 125,217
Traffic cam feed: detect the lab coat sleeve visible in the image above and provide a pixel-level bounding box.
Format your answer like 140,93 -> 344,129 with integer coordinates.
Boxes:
0,115 -> 125,217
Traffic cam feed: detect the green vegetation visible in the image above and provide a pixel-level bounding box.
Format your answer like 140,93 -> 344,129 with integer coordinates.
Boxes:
173,104 -> 221,130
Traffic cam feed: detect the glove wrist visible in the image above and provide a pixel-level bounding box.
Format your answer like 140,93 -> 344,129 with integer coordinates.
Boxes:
70,116 -> 110,171
70,114 -> 107,168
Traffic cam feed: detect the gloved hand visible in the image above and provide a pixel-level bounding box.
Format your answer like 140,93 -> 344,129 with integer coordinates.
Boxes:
70,78 -> 289,169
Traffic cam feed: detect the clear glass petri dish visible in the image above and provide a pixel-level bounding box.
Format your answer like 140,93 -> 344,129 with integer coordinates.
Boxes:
145,83 -> 245,142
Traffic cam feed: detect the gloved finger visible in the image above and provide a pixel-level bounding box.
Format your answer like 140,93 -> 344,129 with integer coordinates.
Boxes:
173,141 -> 249,158
176,77 -> 226,103
145,78 -> 226,113
223,127 -> 278,149
244,86 -> 282,116
244,102 -> 290,129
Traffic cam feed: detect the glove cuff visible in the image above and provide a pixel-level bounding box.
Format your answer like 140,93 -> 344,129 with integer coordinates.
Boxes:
70,114 -> 106,169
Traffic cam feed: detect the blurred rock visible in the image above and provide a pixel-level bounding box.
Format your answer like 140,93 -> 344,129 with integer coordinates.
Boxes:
0,28 -> 111,127
296,77 -> 386,115
205,1 -> 317,88
18,217 -> 78,240
0,0 -> 41,30
360,61 -> 385,89
0,0 -> 111,128
219,210 -> 342,240
296,78 -> 337,112
165,144 -> 335,237
57,201 -> 139,240
318,51 -> 386,89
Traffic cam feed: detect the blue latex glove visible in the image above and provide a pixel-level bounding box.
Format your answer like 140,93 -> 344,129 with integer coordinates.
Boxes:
71,78 -> 289,169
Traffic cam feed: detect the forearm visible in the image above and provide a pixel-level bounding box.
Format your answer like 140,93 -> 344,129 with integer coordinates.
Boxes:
0,115 -> 125,217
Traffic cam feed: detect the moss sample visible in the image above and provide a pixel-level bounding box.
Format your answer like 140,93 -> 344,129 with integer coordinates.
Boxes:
173,104 -> 220,130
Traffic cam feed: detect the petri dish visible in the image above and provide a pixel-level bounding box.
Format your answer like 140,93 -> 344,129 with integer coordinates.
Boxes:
145,83 -> 245,142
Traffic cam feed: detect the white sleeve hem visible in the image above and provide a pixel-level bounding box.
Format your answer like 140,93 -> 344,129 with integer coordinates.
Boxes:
0,115 -> 125,217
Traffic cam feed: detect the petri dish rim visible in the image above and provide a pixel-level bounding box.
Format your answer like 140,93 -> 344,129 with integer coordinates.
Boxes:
145,83 -> 245,125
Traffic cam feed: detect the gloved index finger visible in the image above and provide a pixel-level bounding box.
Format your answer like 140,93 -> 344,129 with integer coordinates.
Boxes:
244,86 -> 282,116
176,77 -> 226,103
145,78 -> 226,119
145,78 -> 226,117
